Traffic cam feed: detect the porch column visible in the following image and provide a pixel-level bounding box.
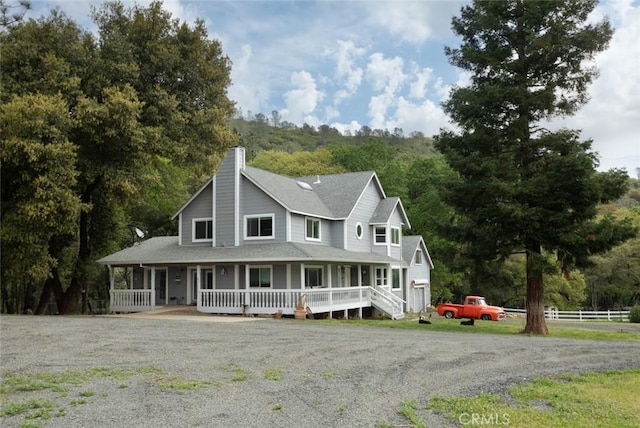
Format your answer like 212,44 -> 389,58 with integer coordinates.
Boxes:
150,267 -> 156,309
328,264 -> 332,319
108,265 -> 114,313
358,265 -> 363,319
165,270 -> 169,306
196,265 -> 201,308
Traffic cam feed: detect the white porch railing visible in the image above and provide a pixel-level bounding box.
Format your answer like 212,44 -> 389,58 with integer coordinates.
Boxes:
370,287 -> 405,320
198,287 -> 372,316
505,308 -> 631,322
110,289 -> 153,312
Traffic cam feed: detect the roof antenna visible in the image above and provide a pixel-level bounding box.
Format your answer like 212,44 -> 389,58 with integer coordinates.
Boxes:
314,175 -> 321,184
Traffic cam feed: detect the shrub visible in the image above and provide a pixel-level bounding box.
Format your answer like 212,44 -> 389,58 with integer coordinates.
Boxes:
629,305 -> 640,323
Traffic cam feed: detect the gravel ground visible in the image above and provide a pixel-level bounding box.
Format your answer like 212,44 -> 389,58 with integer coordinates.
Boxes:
1,314 -> 639,428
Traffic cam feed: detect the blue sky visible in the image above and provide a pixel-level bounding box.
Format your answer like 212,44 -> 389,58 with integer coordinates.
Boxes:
28,0 -> 639,174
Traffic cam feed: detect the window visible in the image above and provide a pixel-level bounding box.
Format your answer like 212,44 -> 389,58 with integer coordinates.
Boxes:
415,250 -> 423,265
355,223 -> 363,239
245,215 -> 274,239
375,267 -> 388,286
305,266 -> 323,288
374,226 -> 386,244
193,218 -> 213,241
392,268 -> 400,289
305,218 -> 320,241
391,227 -> 400,245
249,266 -> 271,288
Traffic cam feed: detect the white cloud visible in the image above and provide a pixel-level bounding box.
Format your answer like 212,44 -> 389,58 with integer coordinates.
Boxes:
553,0 -> 640,172
331,40 -> 366,101
368,92 -> 396,129
393,97 -> 449,137
281,71 -> 324,124
366,53 -> 406,94
227,45 -> 270,116
409,66 -> 433,99
331,120 -> 363,135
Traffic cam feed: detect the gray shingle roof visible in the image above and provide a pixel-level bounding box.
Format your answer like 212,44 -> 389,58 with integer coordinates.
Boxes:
97,236 -> 400,266
242,167 -> 334,218
296,171 -> 380,218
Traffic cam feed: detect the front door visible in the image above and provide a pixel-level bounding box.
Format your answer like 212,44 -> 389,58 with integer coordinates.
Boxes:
190,269 -> 213,304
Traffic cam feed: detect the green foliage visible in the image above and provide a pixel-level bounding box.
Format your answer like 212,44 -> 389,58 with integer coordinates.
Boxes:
0,1 -> 237,313
630,306 -> 640,323
249,149 -> 346,177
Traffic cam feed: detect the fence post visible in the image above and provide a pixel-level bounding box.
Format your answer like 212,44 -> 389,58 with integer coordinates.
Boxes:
579,310 -> 582,321
608,309 -> 611,321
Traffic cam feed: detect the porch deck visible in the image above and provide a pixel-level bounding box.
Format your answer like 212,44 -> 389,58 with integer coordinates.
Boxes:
110,286 -> 405,319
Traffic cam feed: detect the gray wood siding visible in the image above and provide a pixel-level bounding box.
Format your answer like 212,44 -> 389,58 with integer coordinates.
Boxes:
181,182 -> 213,246
241,179 -> 287,243
388,209 -> 404,260
215,149 -> 241,247
290,214 -> 333,246
346,181 -> 381,252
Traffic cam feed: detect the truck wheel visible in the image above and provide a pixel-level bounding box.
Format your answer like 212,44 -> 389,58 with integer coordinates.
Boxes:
481,314 -> 492,321
444,311 -> 454,319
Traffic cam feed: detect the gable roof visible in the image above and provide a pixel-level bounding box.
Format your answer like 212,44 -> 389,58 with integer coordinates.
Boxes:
370,197 -> 411,228
97,236 -> 400,265
242,166 -> 334,218
296,171 -> 384,218
402,235 -> 434,269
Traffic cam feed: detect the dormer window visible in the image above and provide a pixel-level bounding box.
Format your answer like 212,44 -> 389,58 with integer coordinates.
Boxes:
415,249 -> 423,265
245,214 -> 274,239
193,218 -> 213,242
374,226 -> 386,244
305,217 -> 321,241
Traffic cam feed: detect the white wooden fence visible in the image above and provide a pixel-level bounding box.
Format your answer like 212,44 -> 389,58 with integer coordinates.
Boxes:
505,308 -> 631,322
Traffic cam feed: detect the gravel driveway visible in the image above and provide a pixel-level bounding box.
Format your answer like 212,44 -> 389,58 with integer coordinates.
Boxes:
1,314 -> 639,427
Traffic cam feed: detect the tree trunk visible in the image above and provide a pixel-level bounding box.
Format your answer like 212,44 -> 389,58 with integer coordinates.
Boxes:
522,243 -> 549,335
35,278 -> 53,315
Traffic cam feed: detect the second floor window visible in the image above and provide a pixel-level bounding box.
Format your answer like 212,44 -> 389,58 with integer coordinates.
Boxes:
375,226 -> 386,244
306,218 -> 320,241
246,215 -> 274,239
193,219 -> 213,241
391,227 -> 400,245
415,250 -> 423,265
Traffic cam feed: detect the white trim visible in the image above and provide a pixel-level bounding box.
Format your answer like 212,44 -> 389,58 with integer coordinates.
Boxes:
286,211 -> 291,242
178,214 -> 183,246
415,249 -> 424,265
373,225 -> 386,245
305,217 -> 321,242
244,214 -> 275,240
343,221 -> 348,249
391,226 -> 401,246
192,217 -> 213,243
355,222 -> 363,240
234,157 -> 240,246
212,176 -> 217,247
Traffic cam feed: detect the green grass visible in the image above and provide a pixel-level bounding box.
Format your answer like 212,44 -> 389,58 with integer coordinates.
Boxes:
318,317 -> 640,341
426,368 -> 640,428
0,366 -> 212,426
399,400 -> 426,428
264,368 -> 283,381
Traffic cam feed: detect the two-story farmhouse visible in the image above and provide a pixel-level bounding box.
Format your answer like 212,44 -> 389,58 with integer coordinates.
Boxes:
98,147 -> 433,319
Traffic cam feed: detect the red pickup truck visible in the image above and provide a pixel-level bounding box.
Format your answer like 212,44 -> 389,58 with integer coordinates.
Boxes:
437,296 -> 506,321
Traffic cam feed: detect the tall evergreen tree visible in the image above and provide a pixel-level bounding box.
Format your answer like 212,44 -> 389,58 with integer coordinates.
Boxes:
435,0 -> 635,333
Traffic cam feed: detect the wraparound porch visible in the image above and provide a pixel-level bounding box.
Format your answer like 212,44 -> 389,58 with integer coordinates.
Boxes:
110,285 -> 405,319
